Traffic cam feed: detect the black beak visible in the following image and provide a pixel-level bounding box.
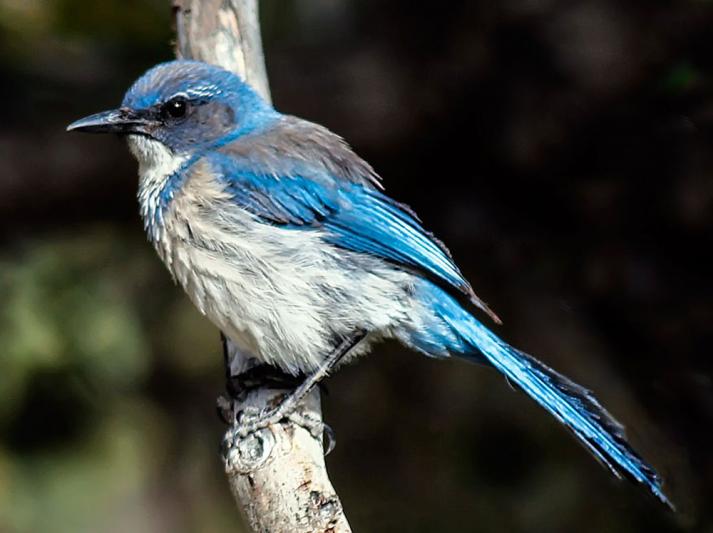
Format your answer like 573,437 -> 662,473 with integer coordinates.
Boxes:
66,108 -> 153,134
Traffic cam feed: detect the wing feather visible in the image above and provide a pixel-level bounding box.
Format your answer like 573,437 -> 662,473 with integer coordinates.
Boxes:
207,119 -> 500,323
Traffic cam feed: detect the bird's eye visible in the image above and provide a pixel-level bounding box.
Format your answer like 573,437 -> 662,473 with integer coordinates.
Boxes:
162,98 -> 188,119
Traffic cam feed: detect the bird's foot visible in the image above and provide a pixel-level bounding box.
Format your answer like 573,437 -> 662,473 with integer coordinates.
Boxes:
218,354 -> 353,455
218,398 -> 336,454
235,403 -> 322,438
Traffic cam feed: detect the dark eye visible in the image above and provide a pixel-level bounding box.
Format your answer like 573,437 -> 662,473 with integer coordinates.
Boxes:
162,98 -> 188,119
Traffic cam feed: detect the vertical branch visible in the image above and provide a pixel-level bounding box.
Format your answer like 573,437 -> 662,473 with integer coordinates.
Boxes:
172,2 -> 351,532
173,0 -> 271,102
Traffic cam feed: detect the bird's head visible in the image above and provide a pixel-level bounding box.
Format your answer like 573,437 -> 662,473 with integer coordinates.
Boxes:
67,60 -> 277,160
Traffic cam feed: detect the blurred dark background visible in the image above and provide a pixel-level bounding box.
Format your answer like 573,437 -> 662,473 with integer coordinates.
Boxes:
1,1 -> 712,531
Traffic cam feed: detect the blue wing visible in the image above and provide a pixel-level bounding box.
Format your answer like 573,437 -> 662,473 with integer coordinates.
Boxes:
207,148 -> 500,323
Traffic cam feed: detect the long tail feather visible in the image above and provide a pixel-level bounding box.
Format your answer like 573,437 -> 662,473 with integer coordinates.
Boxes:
425,285 -> 672,508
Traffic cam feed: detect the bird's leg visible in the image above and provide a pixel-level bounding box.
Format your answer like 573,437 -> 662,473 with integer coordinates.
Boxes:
218,366 -> 307,423
217,333 -> 304,423
231,364 -> 304,397
234,330 -> 367,439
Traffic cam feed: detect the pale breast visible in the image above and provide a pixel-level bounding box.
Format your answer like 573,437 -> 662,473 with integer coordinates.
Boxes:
151,158 -> 345,372
134,143 -> 417,374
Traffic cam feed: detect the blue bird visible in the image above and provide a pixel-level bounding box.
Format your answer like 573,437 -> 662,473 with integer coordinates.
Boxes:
68,60 -> 671,507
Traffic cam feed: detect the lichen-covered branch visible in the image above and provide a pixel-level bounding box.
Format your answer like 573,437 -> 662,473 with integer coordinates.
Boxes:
171,2 -> 351,531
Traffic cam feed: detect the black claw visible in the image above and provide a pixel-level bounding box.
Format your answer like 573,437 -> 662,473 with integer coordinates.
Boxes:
323,423 -> 337,455
226,376 -> 245,400
216,395 -> 236,425
220,332 -> 231,380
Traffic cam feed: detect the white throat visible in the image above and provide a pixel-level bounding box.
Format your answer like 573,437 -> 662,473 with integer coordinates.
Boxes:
127,135 -> 189,234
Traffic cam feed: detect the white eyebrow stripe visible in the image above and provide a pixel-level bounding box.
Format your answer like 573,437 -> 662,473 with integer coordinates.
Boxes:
170,85 -> 223,100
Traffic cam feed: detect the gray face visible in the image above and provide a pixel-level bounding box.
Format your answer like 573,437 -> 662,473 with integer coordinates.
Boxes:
119,94 -> 239,153
67,60 -> 277,153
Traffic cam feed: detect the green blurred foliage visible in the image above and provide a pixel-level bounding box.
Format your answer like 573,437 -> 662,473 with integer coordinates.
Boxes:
0,232 -> 149,411
0,228 -> 240,533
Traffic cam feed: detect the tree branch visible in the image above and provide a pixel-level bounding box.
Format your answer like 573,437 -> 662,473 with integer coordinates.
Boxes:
172,2 -> 351,531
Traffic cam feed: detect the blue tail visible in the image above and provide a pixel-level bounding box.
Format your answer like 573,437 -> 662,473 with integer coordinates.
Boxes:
410,282 -> 672,508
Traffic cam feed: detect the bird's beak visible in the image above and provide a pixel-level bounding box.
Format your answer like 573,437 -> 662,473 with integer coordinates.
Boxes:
66,108 -> 153,134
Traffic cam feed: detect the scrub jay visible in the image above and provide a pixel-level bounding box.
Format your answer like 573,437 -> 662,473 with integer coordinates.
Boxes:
68,60 -> 670,507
